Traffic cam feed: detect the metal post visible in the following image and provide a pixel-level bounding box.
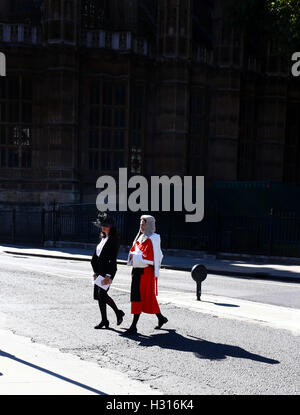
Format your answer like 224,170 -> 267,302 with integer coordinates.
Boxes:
196,281 -> 202,301
41,208 -> 45,245
191,264 -> 207,301
214,205 -> 220,254
11,208 -> 16,244
52,201 -> 56,246
269,208 -> 273,256
167,214 -> 172,249
55,207 -> 60,246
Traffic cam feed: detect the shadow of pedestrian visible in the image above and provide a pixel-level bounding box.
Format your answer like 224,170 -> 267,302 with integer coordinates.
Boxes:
0,350 -> 106,395
131,329 -> 280,364
201,301 -> 240,307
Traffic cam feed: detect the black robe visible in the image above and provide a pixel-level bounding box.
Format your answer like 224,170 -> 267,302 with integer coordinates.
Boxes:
91,236 -> 119,300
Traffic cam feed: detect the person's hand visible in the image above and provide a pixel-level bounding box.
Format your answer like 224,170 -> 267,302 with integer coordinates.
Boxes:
102,276 -> 112,285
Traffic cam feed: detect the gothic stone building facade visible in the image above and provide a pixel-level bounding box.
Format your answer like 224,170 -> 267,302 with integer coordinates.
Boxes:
0,0 -> 299,205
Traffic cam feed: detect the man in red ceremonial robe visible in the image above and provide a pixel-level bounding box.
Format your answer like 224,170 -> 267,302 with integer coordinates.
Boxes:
124,215 -> 168,335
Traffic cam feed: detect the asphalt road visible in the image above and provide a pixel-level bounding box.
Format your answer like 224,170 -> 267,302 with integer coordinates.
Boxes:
0,251 -> 299,395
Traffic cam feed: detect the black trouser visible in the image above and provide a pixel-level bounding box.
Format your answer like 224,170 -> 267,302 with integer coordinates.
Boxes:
97,286 -> 119,321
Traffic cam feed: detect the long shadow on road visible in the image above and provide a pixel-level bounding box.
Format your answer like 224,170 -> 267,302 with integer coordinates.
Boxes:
122,329 -> 280,364
0,350 -> 106,395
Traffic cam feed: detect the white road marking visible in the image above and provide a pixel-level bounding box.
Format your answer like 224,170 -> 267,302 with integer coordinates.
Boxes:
109,286 -> 300,335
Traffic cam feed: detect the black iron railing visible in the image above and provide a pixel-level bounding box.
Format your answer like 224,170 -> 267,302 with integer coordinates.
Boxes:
1,204 -> 300,258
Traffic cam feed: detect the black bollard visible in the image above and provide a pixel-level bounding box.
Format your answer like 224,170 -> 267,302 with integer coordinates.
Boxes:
191,264 -> 208,301
196,281 -> 202,301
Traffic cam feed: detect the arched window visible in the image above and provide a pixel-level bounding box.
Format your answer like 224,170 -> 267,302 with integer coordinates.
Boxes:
167,5 -> 177,36
64,0 -> 73,20
52,0 -> 61,19
10,0 -> 32,15
8,0 -> 42,23
88,80 -> 128,172
0,76 -> 32,169
82,0 -> 105,29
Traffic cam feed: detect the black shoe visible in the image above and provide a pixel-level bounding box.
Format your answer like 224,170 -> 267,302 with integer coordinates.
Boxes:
94,320 -> 109,329
116,310 -> 125,326
155,316 -> 168,329
122,326 -> 137,336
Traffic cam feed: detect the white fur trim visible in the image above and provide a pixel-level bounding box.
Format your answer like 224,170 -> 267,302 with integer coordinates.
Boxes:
149,233 -> 163,277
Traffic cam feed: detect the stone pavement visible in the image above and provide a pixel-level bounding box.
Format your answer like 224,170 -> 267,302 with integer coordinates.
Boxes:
0,327 -> 161,395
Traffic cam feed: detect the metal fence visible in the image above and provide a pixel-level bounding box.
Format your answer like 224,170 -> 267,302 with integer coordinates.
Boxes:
1,204 -> 300,257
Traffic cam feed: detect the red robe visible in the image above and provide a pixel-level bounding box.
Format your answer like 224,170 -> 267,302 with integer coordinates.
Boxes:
129,238 -> 160,314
